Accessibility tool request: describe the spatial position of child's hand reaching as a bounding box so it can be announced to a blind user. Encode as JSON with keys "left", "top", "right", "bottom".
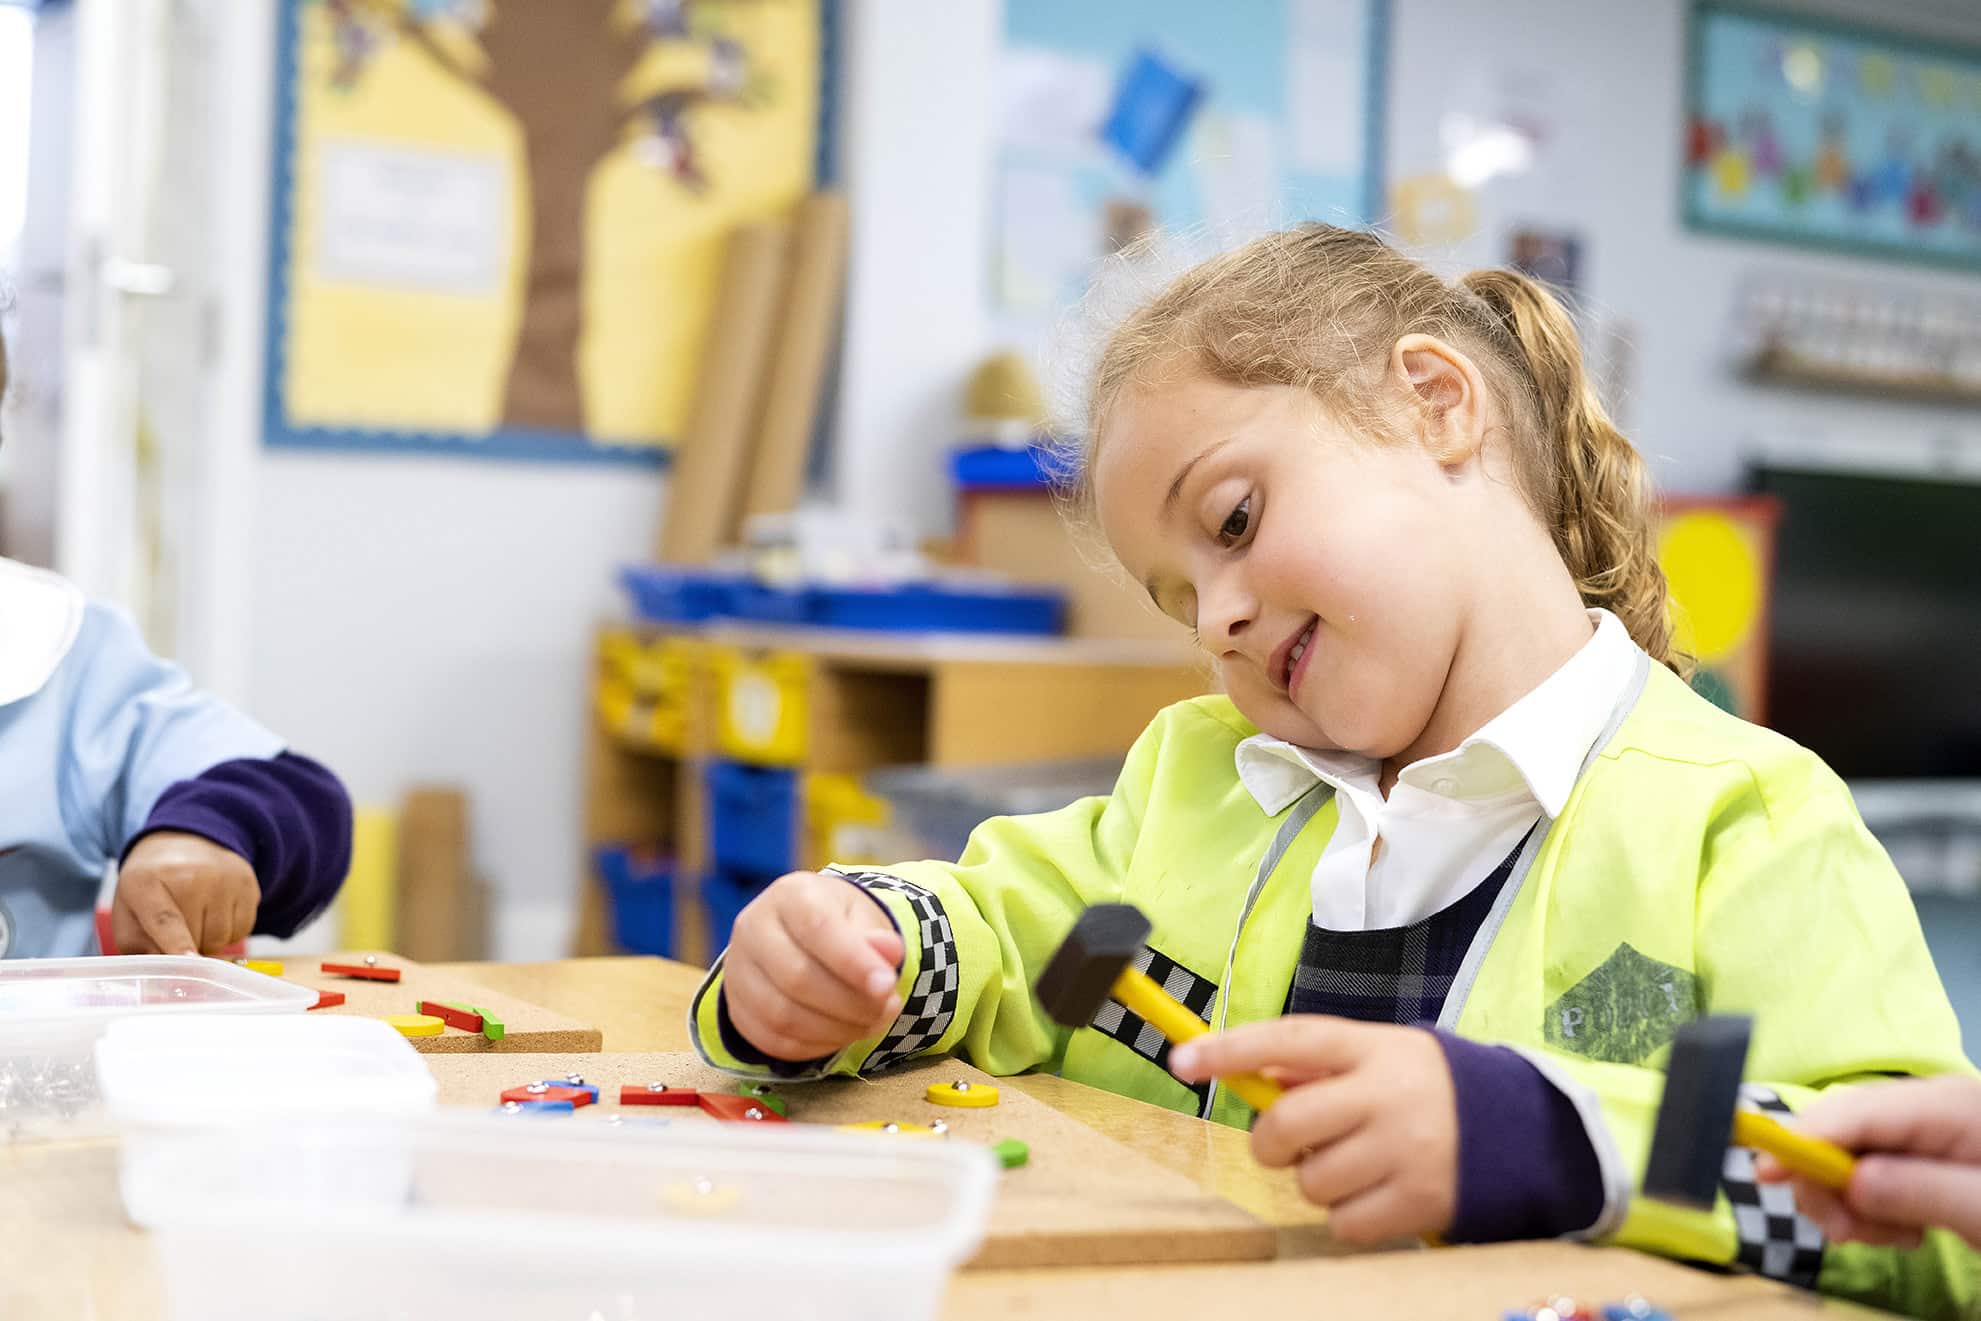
{"left": 1756, "top": 1076, "right": 1981, "bottom": 1251}
{"left": 1170, "top": 1017, "right": 1458, "bottom": 1244}
{"left": 112, "top": 831, "right": 259, "bottom": 955}
{"left": 722, "top": 871, "right": 906, "bottom": 1063}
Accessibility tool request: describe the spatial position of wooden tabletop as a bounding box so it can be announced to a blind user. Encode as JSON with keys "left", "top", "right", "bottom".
{"left": 0, "top": 957, "right": 1876, "bottom": 1319}
{"left": 433, "top": 957, "right": 1878, "bottom": 1318}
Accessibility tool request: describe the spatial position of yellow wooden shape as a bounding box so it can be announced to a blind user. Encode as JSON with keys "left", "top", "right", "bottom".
{"left": 239, "top": 959, "right": 284, "bottom": 977}
{"left": 386, "top": 1013, "right": 445, "bottom": 1039}
{"left": 925, "top": 1080, "right": 1000, "bottom": 1109}
{"left": 836, "top": 1121, "right": 941, "bottom": 1138}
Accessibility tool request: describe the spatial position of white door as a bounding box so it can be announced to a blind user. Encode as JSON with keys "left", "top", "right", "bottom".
{"left": 56, "top": 0, "right": 267, "bottom": 699}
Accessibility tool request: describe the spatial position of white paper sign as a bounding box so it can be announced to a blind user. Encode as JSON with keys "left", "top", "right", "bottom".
{"left": 313, "top": 141, "right": 508, "bottom": 297}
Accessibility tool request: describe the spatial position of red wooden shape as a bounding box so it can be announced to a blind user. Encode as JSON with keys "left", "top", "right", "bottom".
{"left": 501, "top": 1085, "right": 592, "bottom": 1107}
{"left": 696, "top": 1092, "right": 789, "bottom": 1124}
{"left": 321, "top": 961, "right": 401, "bottom": 982}
{"left": 309, "top": 990, "right": 346, "bottom": 1011}
{"left": 620, "top": 1083, "right": 700, "bottom": 1107}
{"left": 416, "top": 1000, "right": 484, "bottom": 1032}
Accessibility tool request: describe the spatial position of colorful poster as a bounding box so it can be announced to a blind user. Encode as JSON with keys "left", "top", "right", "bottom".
{"left": 1684, "top": 3, "right": 1981, "bottom": 270}
{"left": 266, "top": 0, "right": 827, "bottom": 463}
{"left": 993, "top": 0, "right": 1386, "bottom": 337}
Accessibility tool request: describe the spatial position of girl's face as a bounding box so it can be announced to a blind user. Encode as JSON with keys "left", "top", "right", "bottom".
{"left": 1095, "top": 372, "right": 1478, "bottom": 758}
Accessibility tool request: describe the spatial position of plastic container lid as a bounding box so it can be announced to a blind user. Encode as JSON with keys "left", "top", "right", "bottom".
{"left": 0, "top": 955, "right": 317, "bottom": 1029}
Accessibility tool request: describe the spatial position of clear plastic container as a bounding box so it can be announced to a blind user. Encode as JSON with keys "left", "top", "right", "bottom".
{"left": 145, "top": 1112, "right": 997, "bottom": 1321}
{"left": 0, "top": 955, "right": 314, "bottom": 1139}
{"left": 96, "top": 1015, "right": 439, "bottom": 1226}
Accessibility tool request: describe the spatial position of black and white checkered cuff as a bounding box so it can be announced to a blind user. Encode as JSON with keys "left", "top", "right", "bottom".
{"left": 828, "top": 869, "right": 960, "bottom": 1073}
{"left": 1089, "top": 945, "right": 1218, "bottom": 1105}
{"left": 1723, "top": 1085, "right": 1826, "bottom": 1289}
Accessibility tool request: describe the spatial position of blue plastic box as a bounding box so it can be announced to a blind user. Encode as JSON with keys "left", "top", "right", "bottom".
{"left": 594, "top": 846, "right": 674, "bottom": 957}
{"left": 702, "top": 870, "right": 771, "bottom": 954}
{"left": 812, "top": 583, "right": 1064, "bottom": 635}
{"left": 618, "top": 566, "right": 744, "bottom": 624}
{"left": 950, "top": 444, "right": 1057, "bottom": 491}
{"left": 706, "top": 761, "right": 800, "bottom": 880}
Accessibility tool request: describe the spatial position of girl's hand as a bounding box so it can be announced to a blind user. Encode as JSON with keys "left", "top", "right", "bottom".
{"left": 1170, "top": 1016, "right": 1458, "bottom": 1244}
{"left": 112, "top": 831, "right": 259, "bottom": 955}
{"left": 722, "top": 871, "right": 906, "bottom": 1063}
{"left": 1756, "top": 1076, "right": 1981, "bottom": 1251}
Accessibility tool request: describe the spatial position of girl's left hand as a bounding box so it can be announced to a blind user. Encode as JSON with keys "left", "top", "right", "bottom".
{"left": 1170, "top": 1016, "right": 1458, "bottom": 1244}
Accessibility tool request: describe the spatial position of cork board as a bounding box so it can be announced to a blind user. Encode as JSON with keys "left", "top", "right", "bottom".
{"left": 422, "top": 1051, "right": 1274, "bottom": 1270}
{"left": 276, "top": 952, "right": 603, "bottom": 1055}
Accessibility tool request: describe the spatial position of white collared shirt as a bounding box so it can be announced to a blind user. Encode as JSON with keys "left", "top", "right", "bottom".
{"left": 1233, "top": 609, "right": 1643, "bottom": 932}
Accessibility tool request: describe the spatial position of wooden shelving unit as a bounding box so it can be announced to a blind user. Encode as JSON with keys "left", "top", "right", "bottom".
{"left": 576, "top": 621, "right": 1208, "bottom": 965}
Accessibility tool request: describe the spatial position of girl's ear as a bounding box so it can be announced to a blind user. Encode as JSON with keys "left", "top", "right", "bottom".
{"left": 1391, "top": 333, "right": 1489, "bottom": 468}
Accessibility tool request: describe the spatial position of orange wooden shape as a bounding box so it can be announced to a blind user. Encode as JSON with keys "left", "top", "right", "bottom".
{"left": 501, "top": 1085, "right": 592, "bottom": 1107}
{"left": 696, "top": 1092, "right": 789, "bottom": 1124}
{"left": 620, "top": 1083, "right": 700, "bottom": 1107}
{"left": 417, "top": 1000, "right": 484, "bottom": 1032}
{"left": 309, "top": 990, "right": 346, "bottom": 1011}
{"left": 321, "top": 961, "right": 401, "bottom": 983}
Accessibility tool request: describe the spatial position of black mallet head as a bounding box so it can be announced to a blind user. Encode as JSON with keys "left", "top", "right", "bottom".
{"left": 1644, "top": 1014, "right": 1754, "bottom": 1208}
{"left": 1035, "top": 903, "right": 1152, "bottom": 1027}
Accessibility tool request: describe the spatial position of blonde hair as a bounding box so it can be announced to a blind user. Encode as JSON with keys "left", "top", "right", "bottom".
{"left": 1081, "top": 223, "right": 1683, "bottom": 673}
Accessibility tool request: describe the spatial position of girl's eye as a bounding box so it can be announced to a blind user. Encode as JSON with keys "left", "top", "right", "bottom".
{"left": 1217, "top": 496, "right": 1252, "bottom": 546}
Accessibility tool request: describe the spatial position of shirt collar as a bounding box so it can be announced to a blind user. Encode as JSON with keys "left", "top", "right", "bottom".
{"left": 1233, "top": 609, "right": 1643, "bottom": 818}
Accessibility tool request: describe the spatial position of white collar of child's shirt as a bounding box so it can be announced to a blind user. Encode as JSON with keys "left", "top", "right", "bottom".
{"left": 0, "top": 556, "right": 86, "bottom": 708}
{"left": 1233, "top": 609, "right": 1643, "bottom": 820}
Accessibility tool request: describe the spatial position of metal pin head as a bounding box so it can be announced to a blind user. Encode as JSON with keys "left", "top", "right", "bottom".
{"left": 930, "top": 1119, "right": 949, "bottom": 1135}
{"left": 648, "top": 1082, "right": 669, "bottom": 1093}
{"left": 564, "top": 1074, "right": 585, "bottom": 1086}
{"left": 745, "top": 1107, "right": 765, "bottom": 1121}
{"left": 952, "top": 1080, "right": 971, "bottom": 1093}
{"left": 525, "top": 1082, "right": 550, "bottom": 1095}
{"left": 693, "top": 1176, "right": 715, "bottom": 1196}
{"left": 363, "top": 954, "right": 378, "bottom": 967}
{"left": 882, "top": 1123, "right": 900, "bottom": 1134}
{"left": 500, "top": 1101, "right": 523, "bottom": 1114}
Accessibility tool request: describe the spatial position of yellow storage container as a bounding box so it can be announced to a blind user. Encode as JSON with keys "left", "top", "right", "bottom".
{"left": 803, "top": 773, "right": 891, "bottom": 869}
{"left": 712, "top": 648, "right": 810, "bottom": 766}
{"left": 595, "top": 631, "right": 697, "bottom": 753}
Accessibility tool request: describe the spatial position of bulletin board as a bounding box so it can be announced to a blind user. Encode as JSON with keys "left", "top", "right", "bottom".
{"left": 1683, "top": 2, "right": 1981, "bottom": 271}
{"left": 263, "top": 0, "right": 834, "bottom": 465}
{"left": 1659, "top": 496, "right": 1781, "bottom": 724}
{"left": 993, "top": 0, "right": 1387, "bottom": 331}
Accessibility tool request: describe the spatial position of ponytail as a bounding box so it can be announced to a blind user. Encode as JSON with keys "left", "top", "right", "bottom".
{"left": 1459, "top": 270, "right": 1685, "bottom": 675}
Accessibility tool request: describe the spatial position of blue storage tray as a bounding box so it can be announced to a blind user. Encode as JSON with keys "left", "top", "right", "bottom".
{"left": 706, "top": 761, "right": 799, "bottom": 880}
{"left": 702, "top": 871, "right": 771, "bottom": 954}
{"left": 950, "top": 444, "right": 1057, "bottom": 491}
{"left": 812, "top": 583, "right": 1064, "bottom": 635}
{"left": 728, "top": 581, "right": 819, "bottom": 626}
{"left": 619, "top": 566, "right": 745, "bottom": 624}
{"left": 594, "top": 846, "right": 674, "bottom": 957}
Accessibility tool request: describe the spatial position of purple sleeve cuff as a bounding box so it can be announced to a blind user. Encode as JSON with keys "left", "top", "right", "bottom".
{"left": 1435, "top": 1029, "right": 1605, "bottom": 1242}
{"left": 716, "top": 873, "right": 903, "bottom": 1071}
{"left": 128, "top": 752, "right": 353, "bottom": 939}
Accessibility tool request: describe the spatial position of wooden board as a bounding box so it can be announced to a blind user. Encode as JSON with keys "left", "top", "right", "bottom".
{"left": 280, "top": 952, "right": 602, "bottom": 1055}
{"left": 422, "top": 1051, "right": 1274, "bottom": 1270}
{"left": 943, "top": 1240, "right": 1884, "bottom": 1319}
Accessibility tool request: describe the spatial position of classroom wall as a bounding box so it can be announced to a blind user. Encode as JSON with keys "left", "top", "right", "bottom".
{"left": 832, "top": 0, "right": 1981, "bottom": 542}
{"left": 1379, "top": 0, "right": 1981, "bottom": 493}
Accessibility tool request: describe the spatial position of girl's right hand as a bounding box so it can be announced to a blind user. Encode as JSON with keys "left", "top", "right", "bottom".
{"left": 721, "top": 871, "right": 906, "bottom": 1063}
{"left": 1756, "top": 1075, "right": 1981, "bottom": 1251}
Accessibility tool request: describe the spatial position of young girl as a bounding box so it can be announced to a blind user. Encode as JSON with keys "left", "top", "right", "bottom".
{"left": 691, "top": 225, "right": 1975, "bottom": 1315}
{"left": 0, "top": 322, "right": 353, "bottom": 958}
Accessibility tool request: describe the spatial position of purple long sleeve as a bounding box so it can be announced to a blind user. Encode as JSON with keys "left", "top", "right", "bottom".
{"left": 126, "top": 752, "right": 353, "bottom": 938}
{"left": 1434, "top": 1029, "right": 1606, "bottom": 1242}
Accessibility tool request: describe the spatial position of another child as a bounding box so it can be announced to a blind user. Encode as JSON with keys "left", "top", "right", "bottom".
{"left": 691, "top": 226, "right": 1974, "bottom": 1315}
{"left": 0, "top": 322, "right": 352, "bottom": 958}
